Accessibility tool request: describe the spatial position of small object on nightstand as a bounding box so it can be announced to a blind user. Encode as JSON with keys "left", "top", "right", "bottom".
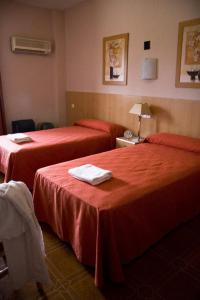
{"left": 116, "top": 136, "right": 143, "bottom": 148}
{"left": 124, "top": 129, "right": 134, "bottom": 139}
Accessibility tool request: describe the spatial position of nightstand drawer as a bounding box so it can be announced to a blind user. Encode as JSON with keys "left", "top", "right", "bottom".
{"left": 116, "top": 139, "right": 132, "bottom": 148}
{"left": 116, "top": 137, "right": 139, "bottom": 148}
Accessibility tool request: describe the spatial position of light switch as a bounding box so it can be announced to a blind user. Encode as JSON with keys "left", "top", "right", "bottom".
{"left": 144, "top": 41, "right": 150, "bottom": 50}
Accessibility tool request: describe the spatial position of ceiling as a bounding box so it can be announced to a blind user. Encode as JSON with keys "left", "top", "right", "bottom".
{"left": 14, "top": 0, "right": 85, "bottom": 10}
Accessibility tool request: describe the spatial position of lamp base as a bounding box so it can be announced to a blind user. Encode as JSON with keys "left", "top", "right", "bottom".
{"left": 135, "top": 136, "right": 144, "bottom": 143}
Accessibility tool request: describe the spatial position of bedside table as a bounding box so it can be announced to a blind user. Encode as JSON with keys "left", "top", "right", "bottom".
{"left": 116, "top": 137, "right": 141, "bottom": 148}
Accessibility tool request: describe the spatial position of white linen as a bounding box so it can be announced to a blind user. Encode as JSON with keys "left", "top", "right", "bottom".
{"left": 7, "top": 133, "right": 32, "bottom": 143}
{"left": 0, "top": 181, "right": 50, "bottom": 291}
{"left": 68, "top": 164, "right": 112, "bottom": 185}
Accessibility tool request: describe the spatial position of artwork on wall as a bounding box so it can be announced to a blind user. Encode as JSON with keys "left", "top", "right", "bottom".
{"left": 103, "top": 33, "right": 129, "bottom": 85}
{"left": 175, "top": 18, "right": 200, "bottom": 88}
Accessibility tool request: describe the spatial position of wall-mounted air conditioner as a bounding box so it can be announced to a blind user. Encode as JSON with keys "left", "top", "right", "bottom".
{"left": 10, "top": 36, "right": 52, "bottom": 55}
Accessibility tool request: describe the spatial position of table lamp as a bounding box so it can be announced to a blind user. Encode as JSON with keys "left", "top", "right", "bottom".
{"left": 129, "top": 103, "right": 152, "bottom": 141}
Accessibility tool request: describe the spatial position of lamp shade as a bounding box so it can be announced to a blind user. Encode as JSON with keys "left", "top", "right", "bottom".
{"left": 129, "top": 103, "right": 151, "bottom": 118}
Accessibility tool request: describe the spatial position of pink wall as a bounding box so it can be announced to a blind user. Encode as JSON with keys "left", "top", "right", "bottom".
{"left": 0, "top": 1, "right": 66, "bottom": 132}
{"left": 0, "top": 0, "right": 199, "bottom": 133}
{"left": 65, "top": 0, "right": 200, "bottom": 101}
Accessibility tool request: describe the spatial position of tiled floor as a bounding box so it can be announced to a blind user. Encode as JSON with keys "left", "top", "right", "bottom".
{"left": 1, "top": 216, "right": 200, "bottom": 300}
{"left": 0, "top": 224, "right": 104, "bottom": 300}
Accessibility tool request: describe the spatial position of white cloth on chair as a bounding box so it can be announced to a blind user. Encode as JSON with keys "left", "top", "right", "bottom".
{"left": 0, "top": 181, "right": 50, "bottom": 290}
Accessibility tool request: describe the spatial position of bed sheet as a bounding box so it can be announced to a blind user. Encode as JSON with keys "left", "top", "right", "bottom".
{"left": 33, "top": 142, "right": 200, "bottom": 286}
{"left": 0, "top": 126, "right": 112, "bottom": 189}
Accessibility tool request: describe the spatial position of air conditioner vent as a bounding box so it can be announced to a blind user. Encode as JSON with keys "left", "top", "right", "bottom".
{"left": 11, "top": 36, "right": 52, "bottom": 55}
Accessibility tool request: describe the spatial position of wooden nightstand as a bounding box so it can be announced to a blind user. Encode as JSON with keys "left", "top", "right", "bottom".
{"left": 116, "top": 137, "right": 141, "bottom": 148}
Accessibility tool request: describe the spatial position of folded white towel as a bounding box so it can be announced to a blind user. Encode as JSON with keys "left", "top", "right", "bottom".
{"left": 7, "top": 133, "right": 32, "bottom": 144}
{"left": 68, "top": 164, "right": 112, "bottom": 185}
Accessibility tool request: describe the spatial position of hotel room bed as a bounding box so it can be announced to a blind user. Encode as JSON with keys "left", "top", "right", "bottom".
{"left": 0, "top": 119, "right": 124, "bottom": 189}
{"left": 33, "top": 133, "right": 200, "bottom": 287}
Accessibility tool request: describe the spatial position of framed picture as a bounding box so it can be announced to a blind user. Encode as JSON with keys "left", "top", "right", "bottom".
{"left": 103, "top": 33, "right": 129, "bottom": 85}
{"left": 175, "top": 18, "right": 200, "bottom": 88}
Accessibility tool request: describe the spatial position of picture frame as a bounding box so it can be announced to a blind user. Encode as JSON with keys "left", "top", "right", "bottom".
{"left": 103, "top": 33, "right": 129, "bottom": 85}
{"left": 175, "top": 18, "right": 200, "bottom": 88}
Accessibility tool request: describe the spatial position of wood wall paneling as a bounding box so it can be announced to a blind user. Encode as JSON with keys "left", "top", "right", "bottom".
{"left": 66, "top": 91, "right": 200, "bottom": 138}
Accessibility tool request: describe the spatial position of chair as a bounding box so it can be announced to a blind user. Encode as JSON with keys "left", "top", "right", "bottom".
{"left": 37, "top": 122, "right": 54, "bottom": 130}
{"left": 12, "top": 119, "right": 35, "bottom": 133}
{"left": 0, "top": 242, "right": 44, "bottom": 297}
{"left": 0, "top": 242, "right": 8, "bottom": 278}
{"left": 0, "top": 181, "right": 49, "bottom": 297}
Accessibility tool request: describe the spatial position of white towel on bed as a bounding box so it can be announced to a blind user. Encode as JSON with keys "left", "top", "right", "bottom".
{"left": 68, "top": 164, "right": 112, "bottom": 185}
{"left": 7, "top": 133, "right": 32, "bottom": 144}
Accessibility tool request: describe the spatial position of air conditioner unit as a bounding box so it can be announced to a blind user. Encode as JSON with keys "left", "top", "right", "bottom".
{"left": 10, "top": 36, "right": 52, "bottom": 55}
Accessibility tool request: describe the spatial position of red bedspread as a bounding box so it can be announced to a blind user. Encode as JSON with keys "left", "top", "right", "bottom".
{"left": 33, "top": 137, "right": 200, "bottom": 286}
{"left": 0, "top": 126, "right": 113, "bottom": 189}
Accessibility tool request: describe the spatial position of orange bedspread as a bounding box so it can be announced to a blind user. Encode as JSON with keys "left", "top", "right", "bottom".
{"left": 0, "top": 126, "right": 113, "bottom": 189}
{"left": 33, "top": 138, "right": 200, "bottom": 286}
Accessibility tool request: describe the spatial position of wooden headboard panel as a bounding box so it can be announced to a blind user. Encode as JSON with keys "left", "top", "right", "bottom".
{"left": 66, "top": 91, "right": 200, "bottom": 138}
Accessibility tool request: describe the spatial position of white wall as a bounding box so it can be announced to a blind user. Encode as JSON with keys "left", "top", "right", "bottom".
{"left": 65, "top": 0, "right": 200, "bottom": 100}
{"left": 0, "top": 1, "right": 66, "bottom": 132}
